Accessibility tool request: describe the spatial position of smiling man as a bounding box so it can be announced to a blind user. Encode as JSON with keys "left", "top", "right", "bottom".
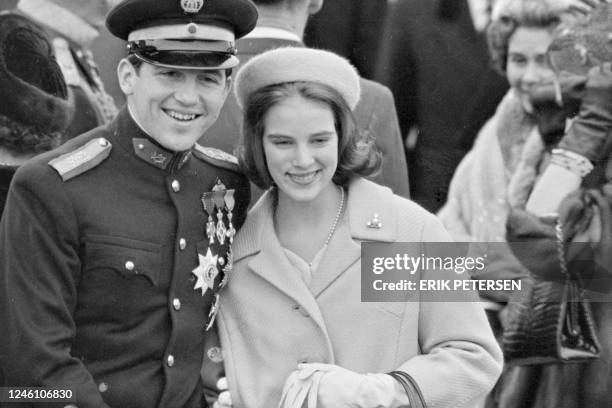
{"left": 0, "top": 0, "right": 256, "bottom": 407}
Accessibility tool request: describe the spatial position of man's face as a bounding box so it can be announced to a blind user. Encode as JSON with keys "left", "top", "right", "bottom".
{"left": 119, "top": 61, "right": 230, "bottom": 151}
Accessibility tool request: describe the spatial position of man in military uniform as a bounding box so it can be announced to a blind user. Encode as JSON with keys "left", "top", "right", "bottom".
{"left": 14, "top": 0, "right": 119, "bottom": 140}
{"left": 0, "top": 0, "right": 257, "bottom": 407}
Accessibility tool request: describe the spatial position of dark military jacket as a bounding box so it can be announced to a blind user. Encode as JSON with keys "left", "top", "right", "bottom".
{"left": 0, "top": 107, "right": 249, "bottom": 408}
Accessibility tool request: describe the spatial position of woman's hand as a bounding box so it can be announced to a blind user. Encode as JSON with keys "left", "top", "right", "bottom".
{"left": 279, "top": 363, "right": 404, "bottom": 408}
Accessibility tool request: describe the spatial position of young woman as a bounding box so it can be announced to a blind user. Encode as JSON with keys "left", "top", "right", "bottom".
{"left": 216, "top": 47, "right": 502, "bottom": 408}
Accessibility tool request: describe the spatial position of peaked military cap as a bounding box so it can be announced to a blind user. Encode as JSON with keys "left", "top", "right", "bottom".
{"left": 106, "top": 0, "right": 258, "bottom": 70}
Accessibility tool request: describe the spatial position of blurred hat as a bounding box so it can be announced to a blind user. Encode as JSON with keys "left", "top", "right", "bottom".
{"left": 548, "top": 4, "right": 612, "bottom": 75}
{"left": 106, "top": 0, "right": 258, "bottom": 70}
{"left": 234, "top": 47, "right": 361, "bottom": 110}
{"left": 0, "top": 12, "right": 73, "bottom": 134}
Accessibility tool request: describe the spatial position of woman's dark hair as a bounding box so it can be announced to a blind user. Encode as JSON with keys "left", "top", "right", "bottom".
{"left": 487, "top": 0, "right": 561, "bottom": 74}
{"left": 237, "top": 81, "right": 381, "bottom": 190}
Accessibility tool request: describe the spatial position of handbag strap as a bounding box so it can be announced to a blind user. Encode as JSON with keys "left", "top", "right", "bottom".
{"left": 387, "top": 371, "right": 427, "bottom": 408}
{"left": 556, "top": 220, "right": 588, "bottom": 340}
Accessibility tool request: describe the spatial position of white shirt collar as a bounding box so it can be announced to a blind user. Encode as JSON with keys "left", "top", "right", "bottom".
{"left": 243, "top": 26, "right": 301, "bottom": 42}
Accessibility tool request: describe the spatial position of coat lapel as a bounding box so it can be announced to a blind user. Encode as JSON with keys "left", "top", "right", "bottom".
{"left": 309, "top": 178, "right": 399, "bottom": 297}
{"left": 232, "top": 191, "right": 330, "bottom": 334}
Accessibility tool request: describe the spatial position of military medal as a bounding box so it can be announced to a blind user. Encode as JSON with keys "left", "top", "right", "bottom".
{"left": 192, "top": 248, "right": 219, "bottom": 296}
{"left": 224, "top": 189, "right": 236, "bottom": 244}
{"left": 212, "top": 179, "right": 227, "bottom": 245}
{"left": 202, "top": 193, "right": 216, "bottom": 244}
{"left": 196, "top": 178, "right": 236, "bottom": 330}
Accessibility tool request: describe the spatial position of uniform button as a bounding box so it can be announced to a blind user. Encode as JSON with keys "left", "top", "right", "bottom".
{"left": 167, "top": 355, "right": 175, "bottom": 367}
{"left": 125, "top": 261, "right": 135, "bottom": 271}
{"left": 172, "top": 298, "right": 181, "bottom": 311}
{"left": 138, "top": 143, "right": 144, "bottom": 150}
{"left": 171, "top": 180, "right": 180, "bottom": 192}
{"left": 98, "top": 382, "right": 108, "bottom": 393}
{"left": 179, "top": 238, "right": 187, "bottom": 250}
{"left": 98, "top": 138, "right": 108, "bottom": 147}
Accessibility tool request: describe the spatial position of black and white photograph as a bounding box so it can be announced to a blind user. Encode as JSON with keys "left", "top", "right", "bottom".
{"left": 0, "top": 0, "right": 611, "bottom": 407}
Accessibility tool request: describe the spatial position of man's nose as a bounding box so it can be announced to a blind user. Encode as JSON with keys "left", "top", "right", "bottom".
{"left": 173, "top": 79, "right": 199, "bottom": 105}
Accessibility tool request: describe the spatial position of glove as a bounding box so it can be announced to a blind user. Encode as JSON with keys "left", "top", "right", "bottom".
{"left": 279, "top": 363, "right": 404, "bottom": 408}
{"left": 529, "top": 73, "right": 586, "bottom": 146}
{"left": 558, "top": 63, "right": 612, "bottom": 162}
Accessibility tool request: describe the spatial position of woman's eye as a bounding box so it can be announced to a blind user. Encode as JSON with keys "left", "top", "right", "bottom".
{"left": 509, "top": 55, "right": 526, "bottom": 65}
{"left": 274, "top": 140, "right": 292, "bottom": 146}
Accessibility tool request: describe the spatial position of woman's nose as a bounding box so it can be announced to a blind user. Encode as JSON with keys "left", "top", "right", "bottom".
{"left": 292, "top": 145, "right": 315, "bottom": 167}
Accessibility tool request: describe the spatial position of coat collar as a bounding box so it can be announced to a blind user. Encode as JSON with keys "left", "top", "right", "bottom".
{"left": 232, "top": 178, "right": 399, "bottom": 297}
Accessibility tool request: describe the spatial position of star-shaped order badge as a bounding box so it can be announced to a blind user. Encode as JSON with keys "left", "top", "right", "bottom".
{"left": 192, "top": 247, "right": 219, "bottom": 296}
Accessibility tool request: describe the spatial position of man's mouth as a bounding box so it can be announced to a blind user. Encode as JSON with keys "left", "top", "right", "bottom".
{"left": 163, "top": 109, "right": 202, "bottom": 122}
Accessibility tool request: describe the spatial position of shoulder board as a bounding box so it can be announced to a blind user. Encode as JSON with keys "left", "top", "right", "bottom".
{"left": 49, "top": 138, "right": 112, "bottom": 181}
{"left": 52, "top": 38, "right": 81, "bottom": 87}
{"left": 193, "top": 144, "right": 241, "bottom": 172}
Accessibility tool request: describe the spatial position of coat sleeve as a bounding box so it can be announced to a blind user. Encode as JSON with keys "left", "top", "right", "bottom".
{"left": 396, "top": 213, "right": 503, "bottom": 407}
{"left": 0, "top": 164, "right": 111, "bottom": 408}
{"left": 359, "top": 83, "right": 410, "bottom": 199}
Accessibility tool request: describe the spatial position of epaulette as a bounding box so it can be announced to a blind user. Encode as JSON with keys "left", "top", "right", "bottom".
{"left": 193, "top": 144, "right": 241, "bottom": 173}
{"left": 52, "top": 38, "right": 81, "bottom": 87}
{"left": 49, "top": 138, "right": 112, "bottom": 181}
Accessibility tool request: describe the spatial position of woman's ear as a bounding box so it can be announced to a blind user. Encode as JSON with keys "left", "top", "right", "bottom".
{"left": 117, "top": 58, "right": 136, "bottom": 96}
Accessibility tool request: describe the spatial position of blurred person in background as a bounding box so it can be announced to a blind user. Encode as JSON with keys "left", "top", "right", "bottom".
{"left": 203, "top": 0, "right": 410, "bottom": 200}
{"left": 303, "top": 0, "right": 388, "bottom": 79}
{"left": 501, "top": 3, "right": 612, "bottom": 407}
{"left": 13, "top": 0, "right": 118, "bottom": 140}
{"left": 0, "top": 12, "right": 72, "bottom": 215}
{"left": 438, "top": 0, "right": 568, "bottom": 310}
{"left": 438, "top": 0, "right": 604, "bottom": 311}
{"left": 376, "top": 0, "right": 509, "bottom": 211}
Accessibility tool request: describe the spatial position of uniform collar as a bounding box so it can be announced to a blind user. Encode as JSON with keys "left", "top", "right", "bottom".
{"left": 110, "top": 106, "right": 192, "bottom": 171}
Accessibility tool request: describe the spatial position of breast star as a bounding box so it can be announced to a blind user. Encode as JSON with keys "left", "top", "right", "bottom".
{"left": 192, "top": 248, "right": 219, "bottom": 296}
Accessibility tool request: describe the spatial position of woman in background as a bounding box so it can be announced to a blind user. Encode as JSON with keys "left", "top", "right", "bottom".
{"left": 438, "top": 0, "right": 601, "bottom": 334}
{"left": 501, "top": 3, "right": 612, "bottom": 406}
{"left": 216, "top": 46, "right": 502, "bottom": 408}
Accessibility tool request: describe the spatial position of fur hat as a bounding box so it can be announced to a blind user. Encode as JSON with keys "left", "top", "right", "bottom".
{"left": 234, "top": 47, "right": 361, "bottom": 110}
{"left": 0, "top": 12, "right": 73, "bottom": 134}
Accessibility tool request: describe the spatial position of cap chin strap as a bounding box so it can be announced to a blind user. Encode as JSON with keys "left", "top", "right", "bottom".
{"left": 130, "top": 52, "right": 239, "bottom": 70}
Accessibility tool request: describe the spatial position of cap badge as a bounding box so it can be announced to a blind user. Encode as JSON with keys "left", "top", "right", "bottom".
{"left": 181, "top": 0, "right": 204, "bottom": 14}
